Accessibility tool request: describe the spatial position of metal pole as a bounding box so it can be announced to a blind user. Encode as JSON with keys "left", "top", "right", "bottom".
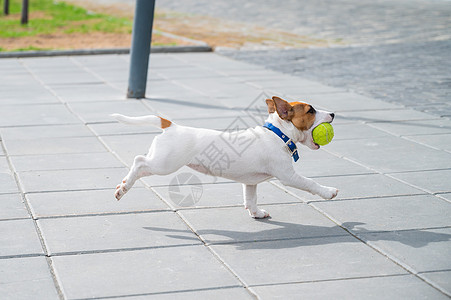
{"left": 127, "top": 0, "right": 155, "bottom": 99}
{"left": 4, "top": 0, "right": 9, "bottom": 15}
{"left": 21, "top": 0, "right": 28, "bottom": 24}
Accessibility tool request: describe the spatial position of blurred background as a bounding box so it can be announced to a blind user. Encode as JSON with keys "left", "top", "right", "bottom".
{"left": 1, "top": 0, "right": 450, "bottom": 115}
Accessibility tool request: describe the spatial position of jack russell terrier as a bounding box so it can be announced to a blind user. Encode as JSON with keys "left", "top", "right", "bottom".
{"left": 112, "top": 96, "right": 338, "bottom": 218}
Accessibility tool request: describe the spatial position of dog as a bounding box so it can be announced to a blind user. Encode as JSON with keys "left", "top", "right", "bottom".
{"left": 112, "top": 96, "right": 338, "bottom": 218}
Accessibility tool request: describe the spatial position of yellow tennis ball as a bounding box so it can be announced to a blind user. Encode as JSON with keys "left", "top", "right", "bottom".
{"left": 312, "top": 123, "right": 334, "bottom": 146}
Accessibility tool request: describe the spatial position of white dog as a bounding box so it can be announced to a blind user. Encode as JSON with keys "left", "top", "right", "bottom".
{"left": 112, "top": 96, "right": 338, "bottom": 218}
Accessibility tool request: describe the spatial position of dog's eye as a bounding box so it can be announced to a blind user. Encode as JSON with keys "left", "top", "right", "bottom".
{"left": 307, "top": 106, "right": 316, "bottom": 114}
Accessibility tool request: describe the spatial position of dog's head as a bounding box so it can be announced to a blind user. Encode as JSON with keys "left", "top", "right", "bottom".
{"left": 266, "top": 96, "right": 335, "bottom": 150}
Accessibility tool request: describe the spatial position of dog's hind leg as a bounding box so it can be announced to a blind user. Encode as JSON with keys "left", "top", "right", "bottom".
{"left": 115, "top": 149, "right": 189, "bottom": 201}
{"left": 243, "top": 184, "right": 270, "bottom": 219}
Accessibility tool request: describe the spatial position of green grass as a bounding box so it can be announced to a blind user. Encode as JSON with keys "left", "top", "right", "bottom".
{"left": 0, "top": 0, "right": 133, "bottom": 38}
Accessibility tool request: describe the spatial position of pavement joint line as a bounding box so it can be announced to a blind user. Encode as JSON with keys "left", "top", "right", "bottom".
{"left": 70, "top": 57, "right": 123, "bottom": 93}
{"left": 402, "top": 135, "right": 447, "bottom": 152}
{"left": 0, "top": 216, "right": 34, "bottom": 222}
{"left": 0, "top": 253, "right": 46, "bottom": 260}
{"left": 71, "top": 285, "right": 243, "bottom": 300}
{"left": 436, "top": 194, "right": 451, "bottom": 205}
{"left": 385, "top": 173, "right": 451, "bottom": 204}
{"left": 46, "top": 243, "right": 202, "bottom": 258}
{"left": 203, "top": 234, "right": 352, "bottom": 247}
{"left": 0, "top": 129, "right": 65, "bottom": 298}
{"left": 248, "top": 273, "right": 411, "bottom": 288}
{"left": 174, "top": 207, "right": 259, "bottom": 299}
{"left": 16, "top": 166, "right": 125, "bottom": 173}
{"left": 310, "top": 202, "right": 451, "bottom": 297}
{"left": 8, "top": 151, "right": 115, "bottom": 157}
{"left": 302, "top": 193, "right": 430, "bottom": 204}
{"left": 32, "top": 209, "right": 173, "bottom": 221}
{"left": 319, "top": 151, "right": 448, "bottom": 200}
{"left": 23, "top": 187, "right": 123, "bottom": 195}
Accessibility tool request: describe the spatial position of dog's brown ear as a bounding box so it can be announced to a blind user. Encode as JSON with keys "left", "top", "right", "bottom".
{"left": 272, "top": 96, "right": 294, "bottom": 120}
{"left": 265, "top": 98, "right": 276, "bottom": 114}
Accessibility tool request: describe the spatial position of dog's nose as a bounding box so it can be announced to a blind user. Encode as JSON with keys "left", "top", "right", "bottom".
{"left": 330, "top": 113, "right": 335, "bottom": 120}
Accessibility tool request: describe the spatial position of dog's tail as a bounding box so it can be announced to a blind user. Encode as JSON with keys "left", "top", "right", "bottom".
{"left": 111, "top": 114, "right": 173, "bottom": 129}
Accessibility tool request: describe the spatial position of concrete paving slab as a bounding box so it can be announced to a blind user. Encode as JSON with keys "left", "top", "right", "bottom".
{"left": 0, "top": 257, "right": 59, "bottom": 300}
{"left": 52, "top": 246, "right": 241, "bottom": 299}
{"left": 174, "top": 78, "right": 264, "bottom": 100}
{"left": 51, "top": 83, "right": 125, "bottom": 102}
{"left": 340, "top": 109, "right": 437, "bottom": 123}
{"left": 38, "top": 212, "right": 200, "bottom": 255}
{"left": 177, "top": 203, "right": 348, "bottom": 244}
{"left": 173, "top": 116, "right": 260, "bottom": 130}
{"left": 17, "top": 167, "right": 130, "bottom": 193}
{"left": 211, "top": 236, "right": 407, "bottom": 286}
{"left": 293, "top": 150, "right": 375, "bottom": 178}
{"left": 100, "top": 133, "right": 159, "bottom": 164}
{"left": 279, "top": 173, "right": 424, "bottom": 201}
{"left": 370, "top": 118, "right": 451, "bottom": 136}
{"left": 359, "top": 227, "right": 451, "bottom": 273}
{"left": 0, "top": 219, "right": 43, "bottom": 257}
{"left": 68, "top": 100, "right": 153, "bottom": 123}
{"left": 251, "top": 275, "right": 449, "bottom": 300}
{"left": 153, "top": 181, "right": 295, "bottom": 209}
{"left": 332, "top": 123, "right": 392, "bottom": 140}
{"left": 143, "top": 97, "right": 248, "bottom": 119}
{"left": 0, "top": 156, "right": 19, "bottom": 194}
{"left": 21, "top": 56, "right": 78, "bottom": 69}
{"left": 305, "top": 92, "right": 405, "bottom": 112}
{"left": 33, "top": 70, "right": 101, "bottom": 86}
{"left": 4, "top": 136, "right": 107, "bottom": 156}
{"left": 420, "top": 270, "right": 451, "bottom": 296}
{"left": 26, "top": 188, "right": 169, "bottom": 218}
{"left": 406, "top": 133, "right": 451, "bottom": 152}
{"left": 0, "top": 88, "right": 60, "bottom": 105}
{"left": 0, "top": 104, "right": 80, "bottom": 127}
{"left": 140, "top": 167, "right": 231, "bottom": 188}
{"left": 437, "top": 193, "right": 451, "bottom": 203}
{"left": 0, "top": 172, "right": 20, "bottom": 195}
{"left": 327, "top": 136, "right": 451, "bottom": 173}
{"left": 369, "top": 118, "right": 451, "bottom": 137}
{"left": 247, "top": 78, "right": 345, "bottom": 94}
{"left": 10, "top": 152, "right": 123, "bottom": 172}
{"left": 144, "top": 80, "right": 205, "bottom": 100}
{"left": 88, "top": 122, "right": 161, "bottom": 136}
{"left": 0, "top": 194, "right": 29, "bottom": 220}
{"left": 314, "top": 195, "right": 451, "bottom": 232}
{"left": 0, "top": 124, "right": 93, "bottom": 140}
{"left": 389, "top": 169, "right": 451, "bottom": 194}
{"left": 151, "top": 65, "right": 225, "bottom": 80}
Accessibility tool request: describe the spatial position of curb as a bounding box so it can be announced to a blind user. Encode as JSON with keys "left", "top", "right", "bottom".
{"left": 0, "top": 45, "right": 213, "bottom": 59}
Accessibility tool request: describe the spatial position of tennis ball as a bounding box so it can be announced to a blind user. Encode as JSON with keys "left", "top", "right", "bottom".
{"left": 312, "top": 123, "right": 334, "bottom": 146}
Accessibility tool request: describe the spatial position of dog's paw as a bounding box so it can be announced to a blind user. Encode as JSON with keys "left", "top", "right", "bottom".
{"left": 319, "top": 186, "right": 339, "bottom": 200}
{"left": 115, "top": 180, "right": 128, "bottom": 201}
{"left": 248, "top": 208, "right": 270, "bottom": 219}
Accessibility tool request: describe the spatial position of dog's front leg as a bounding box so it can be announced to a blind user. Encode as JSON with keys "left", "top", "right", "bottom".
{"left": 243, "top": 184, "right": 270, "bottom": 219}
{"left": 115, "top": 155, "right": 152, "bottom": 200}
{"left": 278, "top": 171, "right": 338, "bottom": 200}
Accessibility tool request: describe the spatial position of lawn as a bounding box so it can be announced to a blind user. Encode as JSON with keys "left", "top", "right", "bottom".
{"left": 0, "top": 0, "right": 183, "bottom": 51}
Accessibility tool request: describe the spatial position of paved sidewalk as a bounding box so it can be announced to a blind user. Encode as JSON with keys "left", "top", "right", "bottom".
{"left": 0, "top": 52, "right": 450, "bottom": 299}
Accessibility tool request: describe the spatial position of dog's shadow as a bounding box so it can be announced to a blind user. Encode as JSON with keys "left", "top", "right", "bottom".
{"left": 143, "top": 220, "right": 451, "bottom": 250}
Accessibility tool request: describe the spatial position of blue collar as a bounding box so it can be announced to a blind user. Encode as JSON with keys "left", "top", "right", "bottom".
{"left": 263, "top": 122, "right": 299, "bottom": 162}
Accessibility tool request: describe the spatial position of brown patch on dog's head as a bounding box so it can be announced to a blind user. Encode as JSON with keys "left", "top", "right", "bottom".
{"left": 289, "top": 101, "right": 316, "bottom": 131}
{"left": 266, "top": 96, "right": 316, "bottom": 131}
